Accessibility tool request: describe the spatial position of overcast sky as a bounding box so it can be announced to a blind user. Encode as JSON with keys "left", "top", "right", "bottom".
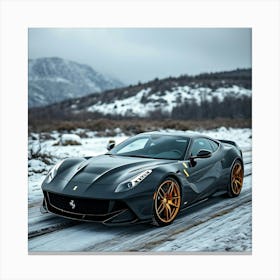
{"left": 29, "top": 28, "right": 251, "bottom": 85}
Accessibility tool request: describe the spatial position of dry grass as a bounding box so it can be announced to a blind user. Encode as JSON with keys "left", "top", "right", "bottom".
{"left": 29, "top": 118, "right": 251, "bottom": 135}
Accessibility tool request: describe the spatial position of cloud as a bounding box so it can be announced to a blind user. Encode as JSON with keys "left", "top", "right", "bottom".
{"left": 29, "top": 28, "right": 251, "bottom": 84}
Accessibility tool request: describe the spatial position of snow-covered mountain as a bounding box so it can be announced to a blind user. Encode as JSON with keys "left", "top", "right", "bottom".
{"left": 86, "top": 85, "right": 251, "bottom": 117}
{"left": 28, "top": 57, "right": 124, "bottom": 107}
{"left": 29, "top": 68, "right": 252, "bottom": 121}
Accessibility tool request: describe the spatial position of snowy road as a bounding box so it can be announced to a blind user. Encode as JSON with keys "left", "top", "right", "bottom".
{"left": 28, "top": 150, "right": 252, "bottom": 253}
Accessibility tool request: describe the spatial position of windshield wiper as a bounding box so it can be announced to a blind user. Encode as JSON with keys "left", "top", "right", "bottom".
{"left": 121, "top": 154, "right": 152, "bottom": 159}
{"left": 107, "top": 153, "right": 176, "bottom": 160}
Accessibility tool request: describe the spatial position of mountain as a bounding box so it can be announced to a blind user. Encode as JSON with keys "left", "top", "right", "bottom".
{"left": 29, "top": 68, "right": 252, "bottom": 122}
{"left": 28, "top": 57, "right": 124, "bottom": 107}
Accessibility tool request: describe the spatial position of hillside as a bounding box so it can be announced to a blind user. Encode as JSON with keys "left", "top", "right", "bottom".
{"left": 28, "top": 57, "right": 124, "bottom": 107}
{"left": 29, "top": 68, "right": 251, "bottom": 124}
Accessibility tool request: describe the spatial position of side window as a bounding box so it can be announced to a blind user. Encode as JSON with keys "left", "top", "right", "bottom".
{"left": 208, "top": 139, "right": 219, "bottom": 152}
{"left": 190, "top": 138, "right": 213, "bottom": 156}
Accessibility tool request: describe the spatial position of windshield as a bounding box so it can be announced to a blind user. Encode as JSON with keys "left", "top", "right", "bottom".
{"left": 109, "top": 134, "right": 190, "bottom": 160}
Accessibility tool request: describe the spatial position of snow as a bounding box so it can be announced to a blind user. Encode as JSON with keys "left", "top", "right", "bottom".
{"left": 153, "top": 202, "right": 252, "bottom": 252}
{"left": 87, "top": 88, "right": 151, "bottom": 117}
{"left": 158, "top": 127, "right": 252, "bottom": 151}
{"left": 196, "top": 127, "right": 252, "bottom": 150}
{"left": 28, "top": 159, "right": 48, "bottom": 173}
{"left": 28, "top": 133, "right": 127, "bottom": 203}
{"left": 28, "top": 127, "right": 252, "bottom": 252}
{"left": 169, "top": 170, "right": 251, "bottom": 253}
{"left": 28, "top": 127, "right": 251, "bottom": 204}
{"left": 28, "top": 223, "right": 122, "bottom": 252}
{"left": 28, "top": 173, "right": 252, "bottom": 252}
{"left": 87, "top": 85, "right": 251, "bottom": 117}
{"left": 28, "top": 57, "right": 124, "bottom": 107}
{"left": 60, "top": 134, "right": 82, "bottom": 145}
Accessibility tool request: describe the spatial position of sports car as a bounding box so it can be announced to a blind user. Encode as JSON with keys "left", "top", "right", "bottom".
{"left": 40, "top": 132, "right": 244, "bottom": 226}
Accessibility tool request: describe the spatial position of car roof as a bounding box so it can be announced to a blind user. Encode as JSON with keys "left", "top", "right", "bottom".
{"left": 138, "top": 131, "right": 211, "bottom": 139}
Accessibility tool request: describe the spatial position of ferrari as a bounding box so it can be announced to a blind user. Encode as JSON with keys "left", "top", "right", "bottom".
{"left": 40, "top": 132, "right": 244, "bottom": 226}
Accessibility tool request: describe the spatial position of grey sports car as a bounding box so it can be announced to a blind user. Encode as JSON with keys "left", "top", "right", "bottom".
{"left": 41, "top": 132, "right": 244, "bottom": 226}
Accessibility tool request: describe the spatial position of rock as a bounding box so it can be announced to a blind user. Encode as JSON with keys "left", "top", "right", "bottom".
{"left": 60, "top": 134, "right": 82, "bottom": 146}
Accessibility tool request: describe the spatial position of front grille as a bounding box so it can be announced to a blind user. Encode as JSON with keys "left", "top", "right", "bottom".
{"left": 46, "top": 191, "right": 110, "bottom": 215}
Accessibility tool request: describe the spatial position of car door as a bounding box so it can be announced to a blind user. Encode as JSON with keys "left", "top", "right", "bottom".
{"left": 185, "top": 137, "right": 223, "bottom": 201}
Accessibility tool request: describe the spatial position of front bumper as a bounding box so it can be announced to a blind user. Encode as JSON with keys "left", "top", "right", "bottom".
{"left": 41, "top": 191, "right": 148, "bottom": 225}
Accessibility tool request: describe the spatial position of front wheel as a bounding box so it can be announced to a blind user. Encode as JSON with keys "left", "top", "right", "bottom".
{"left": 153, "top": 178, "right": 181, "bottom": 226}
{"left": 227, "top": 160, "right": 244, "bottom": 197}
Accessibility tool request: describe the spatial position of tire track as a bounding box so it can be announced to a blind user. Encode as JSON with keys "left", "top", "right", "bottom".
{"left": 28, "top": 158, "right": 252, "bottom": 240}
{"left": 83, "top": 176, "right": 252, "bottom": 252}
{"left": 28, "top": 220, "right": 80, "bottom": 239}
{"left": 28, "top": 161, "right": 252, "bottom": 240}
{"left": 28, "top": 158, "right": 252, "bottom": 254}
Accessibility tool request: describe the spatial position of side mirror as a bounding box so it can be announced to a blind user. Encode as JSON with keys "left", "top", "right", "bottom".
{"left": 195, "top": 149, "right": 212, "bottom": 159}
{"left": 106, "top": 140, "right": 115, "bottom": 151}
{"left": 189, "top": 149, "right": 211, "bottom": 167}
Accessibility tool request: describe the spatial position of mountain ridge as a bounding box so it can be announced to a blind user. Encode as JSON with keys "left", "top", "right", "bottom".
{"left": 29, "top": 68, "right": 252, "bottom": 122}
{"left": 28, "top": 57, "right": 124, "bottom": 107}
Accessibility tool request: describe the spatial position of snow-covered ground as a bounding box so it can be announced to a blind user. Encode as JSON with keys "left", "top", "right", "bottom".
{"left": 87, "top": 85, "right": 251, "bottom": 117}
{"left": 154, "top": 201, "right": 252, "bottom": 252}
{"left": 28, "top": 127, "right": 252, "bottom": 252}
{"left": 28, "top": 127, "right": 251, "bottom": 204}
{"left": 28, "top": 132, "right": 127, "bottom": 203}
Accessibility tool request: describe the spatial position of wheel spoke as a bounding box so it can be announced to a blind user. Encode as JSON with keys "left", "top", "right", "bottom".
{"left": 158, "top": 188, "right": 165, "bottom": 198}
{"left": 165, "top": 207, "right": 169, "bottom": 220}
{"left": 235, "top": 182, "right": 241, "bottom": 192}
{"left": 235, "top": 182, "right": 239, "bottom": 192}
{"left": 168, "top": 182, "right": 174, "bottom": 195}
{"left": 166, "top": 204, "right": 172, "bottom": 218}
{"left": 235, "top": 179, "right": 242, "bottom": 186}
{"left": 236, "top": 165, "right": 241, "bottom": 174}
{"left": 168, "top": 201, "right": 179, "bottom": 208}
{"left": 157, "top": 202, "right": 165, "bottom": 214}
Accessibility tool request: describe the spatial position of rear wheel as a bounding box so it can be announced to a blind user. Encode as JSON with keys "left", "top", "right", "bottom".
{"left": 227, "top": 160, "right": 244, "bottom": 197}
{"left": 153, "top": 178, "right": 181, "bottom": 226}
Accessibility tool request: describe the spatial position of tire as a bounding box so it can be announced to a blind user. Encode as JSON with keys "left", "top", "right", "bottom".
{"left": 152, "top": 177, "right": 181, "bottom": 226}
{"left": 227, "top": 160, "right": 244, "bottom": 197}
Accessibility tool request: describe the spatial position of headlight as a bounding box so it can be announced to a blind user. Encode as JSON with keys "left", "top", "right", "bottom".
{"left": 45, "top": 160, "right": 64, "bottom": 183}
{"left": 115, "top": 170, "right": 152, "bottom": 193}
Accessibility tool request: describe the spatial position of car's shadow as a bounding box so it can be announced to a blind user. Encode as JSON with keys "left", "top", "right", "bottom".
{"left": 32, "top": 192, "right": 245, "bottom": 239}
{"left": 74, "top": 194, "right": 234, "bottom": 234}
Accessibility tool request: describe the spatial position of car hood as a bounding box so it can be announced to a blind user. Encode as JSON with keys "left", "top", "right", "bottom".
{"left": 48, "top": 154, "right": 174, "bottom": 196}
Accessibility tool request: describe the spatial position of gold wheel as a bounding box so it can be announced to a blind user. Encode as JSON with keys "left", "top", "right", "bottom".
{"left": 231, "top": 161, "right": 244, "bottom": 195}
{"left": 154, "top": 179, "right": 181, "bottom": 225}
